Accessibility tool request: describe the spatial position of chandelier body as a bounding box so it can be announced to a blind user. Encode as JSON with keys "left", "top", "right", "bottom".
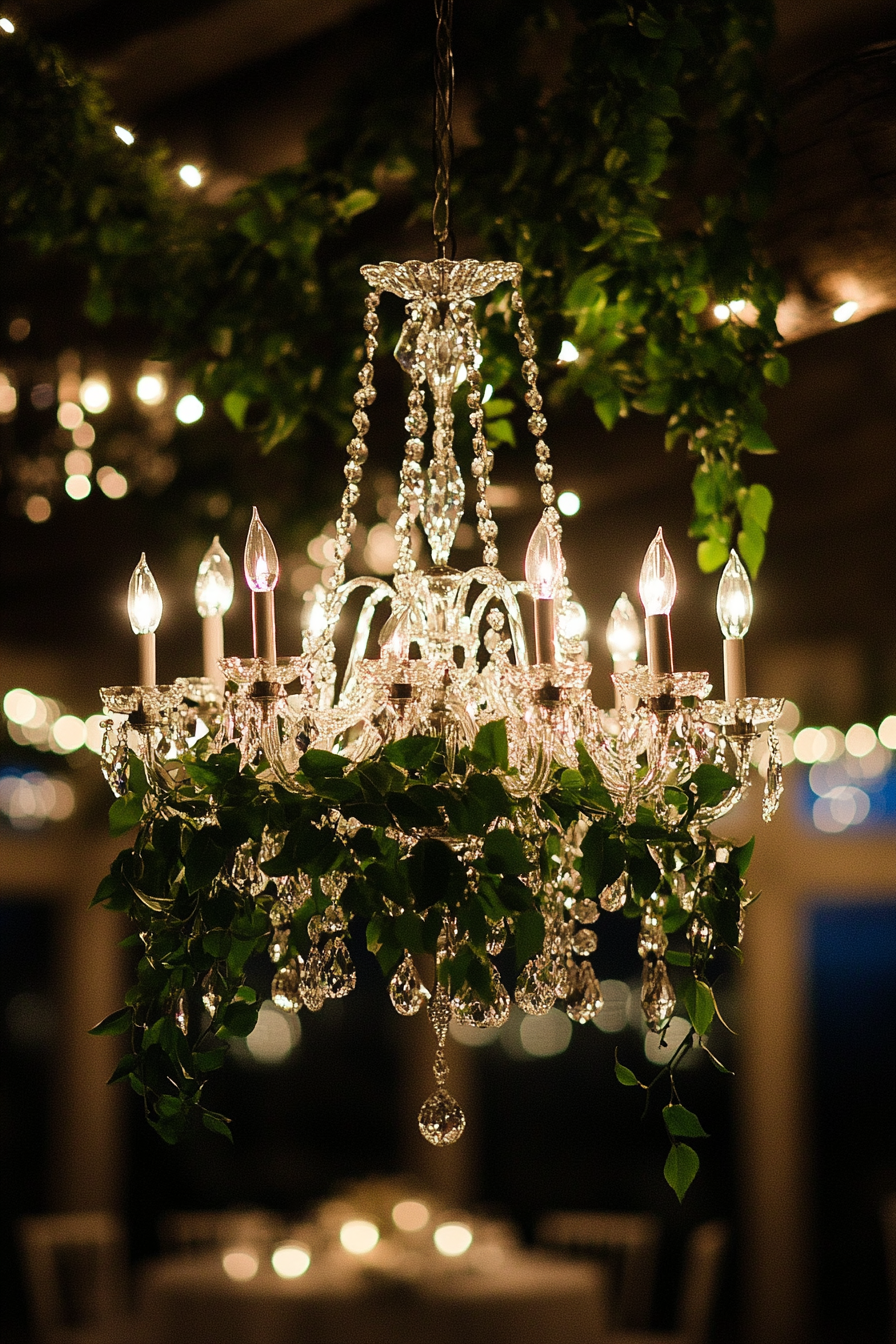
{"left": 97, "top": 259, "right": 783, "bottom": 1152}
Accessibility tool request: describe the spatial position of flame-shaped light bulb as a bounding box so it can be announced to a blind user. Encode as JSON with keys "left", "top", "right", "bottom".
{"left": 606, "top": 593, "right": 640, "bottom": 663}
{"left": 716, "top": 550, "right": 753, "bottom": 639}
{"left": 379, "top": 605, "right": 412, "bottom": 662}
{"left": 195, "top": 537, "right": 234, "bottom": 618}
{"left": 525, "top": 518, "right": 564, "bottom": 599}
{"left": 128, "top": 554, "right": 163, "bottom": 634}
{"left": 638, "top": 528, "right": 677, "bottom": 617}
{"left": 244, "top": 507, "right": 279, "bottom": 592}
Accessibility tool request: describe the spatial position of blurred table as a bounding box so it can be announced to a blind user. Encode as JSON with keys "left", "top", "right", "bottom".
{"left": 139, "top": 1246, "right": 606, "bottom": 1344}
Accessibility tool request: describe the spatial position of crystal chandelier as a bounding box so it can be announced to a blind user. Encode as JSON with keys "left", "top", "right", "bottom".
{"left": 94, "top": 0, "right": 783, "bottom": 1162}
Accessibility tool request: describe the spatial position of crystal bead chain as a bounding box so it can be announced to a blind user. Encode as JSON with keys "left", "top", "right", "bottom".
{"left": 394, "top": 338, "right": 427, "bottom": 576}
{"left": 315, "top": 290, "right": 380, "bottom": 651}
{"left": 512, "top": 286, "right": 562, "bottom": 538}
{"left": 465, "top": 355, "right": 499, "bottom": 569}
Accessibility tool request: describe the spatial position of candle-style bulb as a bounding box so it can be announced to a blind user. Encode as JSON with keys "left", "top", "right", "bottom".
{"left": 195, "top": 537, "right": 234, "bottom": 618}
{"left": 379, "top": 604, "right": 412, "bottom": 661}
{"left": 716, "top": 550, "right": 753, "bottom": 639}
{"left": 525, "top": 518, "right": 563, "bottom": 598}
{"left": 244, "top": 507, "right": 279, "bottom": 592}
{"left": 606, "top": 593, "right": 640, "bottom": 662}
{"left": 128, "top": 554, "right": 163, "bottom": 634}
{"left": 638, "top": 528, "right": 677, "bottom": 616}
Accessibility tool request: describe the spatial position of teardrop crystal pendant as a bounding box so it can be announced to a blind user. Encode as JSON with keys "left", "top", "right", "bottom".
{"left": 272, "top": 959, "right": 303, "bottom": 1013}
{"left": 571, "top": 898, "right": 599, "bottom": 924}
{"left": 515, "top": 956, "right": 555, "bottom": 1016}
{"left": 451, "top": 964, "right": 510, "bottom": 1028}
{"left": 600, "top": 873, "right": 628, "bottom": 912}
{"left": 641, "top": 957, "right": 676, "bottom": 1032}
{"left": 268, "top": 925, "right": 291, "bottom": 964}
{"left": 389, "top": 952, "right": 431, "bottom": 1016}
{"left": 301, "top": 946, "right": 328, "bottom": 1012}
{"left": 325, "top": 937, "right": 356, "bottom": 998}
{"left": 762, "top": 723, "right": 784, "bottom": 822}
{"left": 418, "top": 1086, "right": 466, "bottom": 1147}
{"left": 565, "top": 962, "right": 604, "bottom": 1024}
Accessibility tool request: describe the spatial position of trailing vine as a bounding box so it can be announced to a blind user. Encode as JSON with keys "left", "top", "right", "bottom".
{"left": 0, "top": 0, "right": 785, "bottom": 575}
{"left": 91, "top": 719, "right": 752, "bottom": 1200}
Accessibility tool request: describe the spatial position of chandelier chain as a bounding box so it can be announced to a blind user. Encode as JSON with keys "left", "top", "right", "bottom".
{"left": 432, "top": 0, "right": 455, "bottom": 259}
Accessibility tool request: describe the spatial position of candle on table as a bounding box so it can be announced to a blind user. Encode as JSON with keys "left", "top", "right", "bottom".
{"left": 128, "top": 553, "right": 163, "bottom": 687}
{"left": 244, "top": 507, "right": 280, "bottom": 668}
{"left": 195, "top": 536, "right": 234, "bottom": 692}
{"left": 716, "top": 549, "right": 753, "bottom": 702}
{"left": 638, "top": 528, "right": 676, "bottom": 675}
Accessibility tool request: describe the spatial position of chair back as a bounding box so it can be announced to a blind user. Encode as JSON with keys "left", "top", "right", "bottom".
{"left": 676, "top": 1219, "right": 730, "bottom": 1344}
{"left": 536, "top": 1210, "right": 661, "bottom": 1328}
{"left": 19, "top": 1211, "right": 128, "bottom": 1342}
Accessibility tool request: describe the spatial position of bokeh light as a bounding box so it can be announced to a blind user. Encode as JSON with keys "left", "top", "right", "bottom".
{"left": 433, "top": 1222, "right": 473, "bottom": 1257}
{"left": 271, "top": 1243, "right": 310, "bottom": 1279}
{"left": 339, "top": 1219, "right": 379, "bottom": 1254}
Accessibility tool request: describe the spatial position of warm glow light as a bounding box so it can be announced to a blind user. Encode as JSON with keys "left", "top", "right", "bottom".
{"left": 128, "top": 554, "right": 163, "bottom": 634}
{"left": 4, "top": 689, "right": 38, "bottom": 725}
{"left": 136, "top": 373, "right": 167, "bottom": 405}
{"left": 832, "top": 301, "right": 858, "bottom": 323}
{"left": 114, "top": 125, "right": 135, "bottom": 145}
{"left": 84, "top": 714, "right": 107, "bottom": 753}
{"left": 392, "top": 1200, "right": 430, "bottom": 1232}
{"left": 558, "top": 600, "right": 587, "bottom": 641}
{"left": 65, "top": 448, "right": 92, "bottom": 477}
{"left": 57, "top": 401, "right": 84, "bottom": 430}
{"left": 51, "top": 715, "right": 87, "bottom": 752}
{"left": 638, "top": 528, "right": 676, "bottom": 616}
{"left": 557, "top": 340, "right": 579, "bottom": 364}
{"left": 196, "top": 536, "right": 234, "bottom": 617}
{"left": 79, "top": 377, "right": 110, "bottom": 413}
{"left": 606, "top": 593, "right": 640, "bottom": 662}
{"left": 778, "top": 700, "right": 801, "bottom": 734}
{"left": 557, "top": 490, "right": 580, "bottom": 517}
{"left": 716, "top": 550, "right": 753, "bottom": 639}
{"left": 244, "top": 507, "right": 280, "bottom": 592}
{"left": 481, "top": 383, "right": 493, "bottom": 403}
{"left": 271, "top": 1243, "right": 310, "bottom": 1279}
{"left": 244, "top": 1001, "right": 299, "bottom": 1063}
{"left": 433, "top": 1222, "right": 473, "bottom": 1257}
{"left": 72, "top": 422, "right": 95, "bottom": 448}
{"left": 0, "top": 377, "right": 17, "bottom": 414}
{"left": 845, "top": 723, "right": 877, "bottom": 758}
{"left": 0, "top": 17, "right": 15, "bottom": 32}
{"left": 175, "top": 394, "right": 204, "bottom": 424}
{"left": 179, "top": 164, "right": 203, "bottom": 188}
{"left": 65, "top": 474, "right": 91, "bottom": 500}
{"left": 25, "top": 495, "right": 51, "bottom": 523}
{"left": 97, "top": 466, "right": 128, "bottom": 499}
{"left": 222, "top": 1250, "right": 259, "bottom": 1281}
{"left": 713, "top": 304, "right": 730, "bottom": 321}
{"left": 378, "top": 604, "right": 412, "bottom": 660}
{"left": 339, "top": 1220, "right": 379, "bottom": 1254}
{"left": 728, "top": 299, "right": 746, "bottom": 313}
{"left": 519, "top": 1008, "right": 573, "bottom": 1057}
{"left": 525, "top": 518, "right": 563, "bottom": 598}
{"left": 879, "top": 715, "right": 896, "bottom": 750}
{"left": 793, "top": 727, "right": 827, "bottom": 764}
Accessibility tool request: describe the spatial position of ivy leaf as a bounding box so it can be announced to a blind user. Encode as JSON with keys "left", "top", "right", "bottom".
{"left": 513, "top": 907, "right": 545, "bottom": 967}
{"left": 697, "top": 538, "right": 729, "bottom": 573}
{"left": 183, "top": 829, "right": 225, "bottom": 894}
{"left": 682, "top": 978, "right": 715, "bottom": 1035}
{"left": 737, "top": 522, "right": 765, "bottom": 578}
{"left": 382, "top": 735, "right": 439, "bottom": 770}
{"left": 741, "top": 424, "right": 776, "bottom": 455}
{"left": 333, "top": 188, "right": 378, "bottom": 219}
{"left": 217, "top": 1000, "right": 259, "bottom": 1038}
{"left": 300, "top": 750, "right": 348, "bottom": 780}
{"left": 195, "top": 1048, "right": 228, "bottom": 1072}
{"left": 614, "top": 1051, "right": 645, "bottom": 1087}
{"left": 109, "top": 793, "right": 143, "bottom": 837}
{"left": 202, "top": 1111, "right": 234, "bottom": 1141}
{"left": 663, "top": 1104, "right": 709, "bottom": 1138}
{"left": 407, "top": 839, "right": 466, "bottom": 908}
{"left": 482, "top": 828, "right": 528, "bottom": 877}
{"left": 579, "top": 823, "right": 603, "bottom": 901}
{"left": 689, "top": 763, "right": 738, "bottom": 809}
{"left": 469, "top": 720, "right": 508, "bottom": 772}
{"left": 664, "top": 1143, "right": 700, "bottom": 1201}
{"left": 732, "top": 836, "right": 755, "bottom": 876}
{"left": 762, "top": 354, "right": 789, "bottom": 387}
{"left": 107, "top": 1053, "right": 138, "bottom": 1083}
{"left": 89, "top": 1007, "right": 132, "bottom": 1036}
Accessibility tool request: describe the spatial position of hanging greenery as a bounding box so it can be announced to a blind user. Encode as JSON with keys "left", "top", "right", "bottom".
{"left": 0, "top": 0, "right": 785, "bottom": 575}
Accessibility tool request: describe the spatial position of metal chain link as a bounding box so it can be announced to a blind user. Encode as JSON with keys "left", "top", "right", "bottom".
{"left": 432, "top": 0, "right": 455, "bottom": 259}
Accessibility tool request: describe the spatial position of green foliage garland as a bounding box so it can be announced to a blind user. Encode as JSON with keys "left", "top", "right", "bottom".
{"left": 0, "top": 0, "right": 785, "bottom": 575}
{"left": 91, "top": 717, "right": 753, "bottom": 1201}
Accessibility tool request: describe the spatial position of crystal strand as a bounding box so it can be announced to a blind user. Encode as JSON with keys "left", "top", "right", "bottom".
{"left": 466, "top": 370, "right": 498, "bottom": 570}
{"left": 314, "top": 290, "right": 380, "bottom": 654}
{"left": 512, "top": 285, "right": 562, "bottom": 541}
{"left": 762, "top": 722, "right": 784, "bottom": 821}
{"left": 418, "top": 980, "right": 466, "bottom": 1146}
{"left": 395, "top": 342, "right": 427, "bottom": 575}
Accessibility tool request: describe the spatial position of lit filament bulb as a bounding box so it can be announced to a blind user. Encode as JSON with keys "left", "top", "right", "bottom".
{"left": 717, "top": 550, "right": 753, "bottom": 701}
{"left": 638, "top": 529, "right": 676, "bottom": 674}
{"left": 525, "top": 518, "right": 564, "bottom": 666}
{"left": 196, "top": 536, "right": 234, "bottom": 618}
{"left": 379, "top": 605, "right": 412, "bottom": 663}
{"left": 606, "top": 593, "right": 640, "bottom": 664}
{"left": 196, "top": 537, "right": 234, "bottom": 690}
{"left": 128, "top": 554, "right": 162, "bottom": 687}
{"left": 244, "top": 508, "right": 279, "bottom": 666}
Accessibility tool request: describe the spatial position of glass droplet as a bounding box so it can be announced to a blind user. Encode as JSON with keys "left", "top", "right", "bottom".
{"left": 600, "top": 873, "right": 628, "bottom": 912}
{"left": 325, "top": 937, "right": 356, "bottom": 998}
{"left": 201, "top": 971, "right": 220, "bottom": 1018}
{"left": 638, "top": 904, "right": 667, "bottom": 959}
{"left": 451, "top": 964, "right": 510, "bottom": 1028}
{"left": 268, "top": 926, "right": 291, "bottom": 964}
{"left": 566, "top": 962, "right": 604, "bottom": 1024}
{"left": 428, "top": 983, "right": 452, "bottom": 1037}
{"left": 322, "top": 902, "right": 347, "bottom": 933}
{"left": 418, "top": 1087, "right": 466, "bottom": 1147}
{"left": 271, "top": 959, "right": 302, "bottom": 1013}
{"left": 688, "top": 916, "right": 713, "bottom": 949}
{"left": 301, "top": 946, "right": 327, "bottom": 1012}
{"left": 515, "top": 957, "right": 555, "bottom": 1016}
{"left": 572, "top": 927, "right": 597, "bottom": 955}
{"left": 641, "top": 957, "right": 676, "bottom": 1032}
{"left": 389, "top": 952, "right": 431, "bottom": 1017}
{"left": 571, "top": 898, "right": 598, "bottom": 924}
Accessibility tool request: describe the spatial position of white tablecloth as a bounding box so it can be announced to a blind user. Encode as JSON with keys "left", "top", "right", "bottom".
{"left": 139, "top": 1248, "right": 606, "bottom": 1344}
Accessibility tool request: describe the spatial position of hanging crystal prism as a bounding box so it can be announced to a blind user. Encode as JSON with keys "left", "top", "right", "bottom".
{"left": 763, "top": 723, "right": 784, "bottom": 821}
{"left": 389, "top": 952, "right": 431, "bottom": 1016}
{"left": 272, "top": 959, "right": 303, "bottom": 1012}
{"left": 641, "top": 957, "right": 676, "bottom": 1031}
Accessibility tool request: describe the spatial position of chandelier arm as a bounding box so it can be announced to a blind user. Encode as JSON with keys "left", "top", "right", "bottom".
{"left": 463, "top": 573, "right": 529, "bottom": 666}
{"left": 337, "top": 579, "right": 397, "bottom": 700}
{"left": 432, "top": 0, "right": 455, "bottom": 260}
{"left": 258, "top": 715, "right": 304, "bottom": 793}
